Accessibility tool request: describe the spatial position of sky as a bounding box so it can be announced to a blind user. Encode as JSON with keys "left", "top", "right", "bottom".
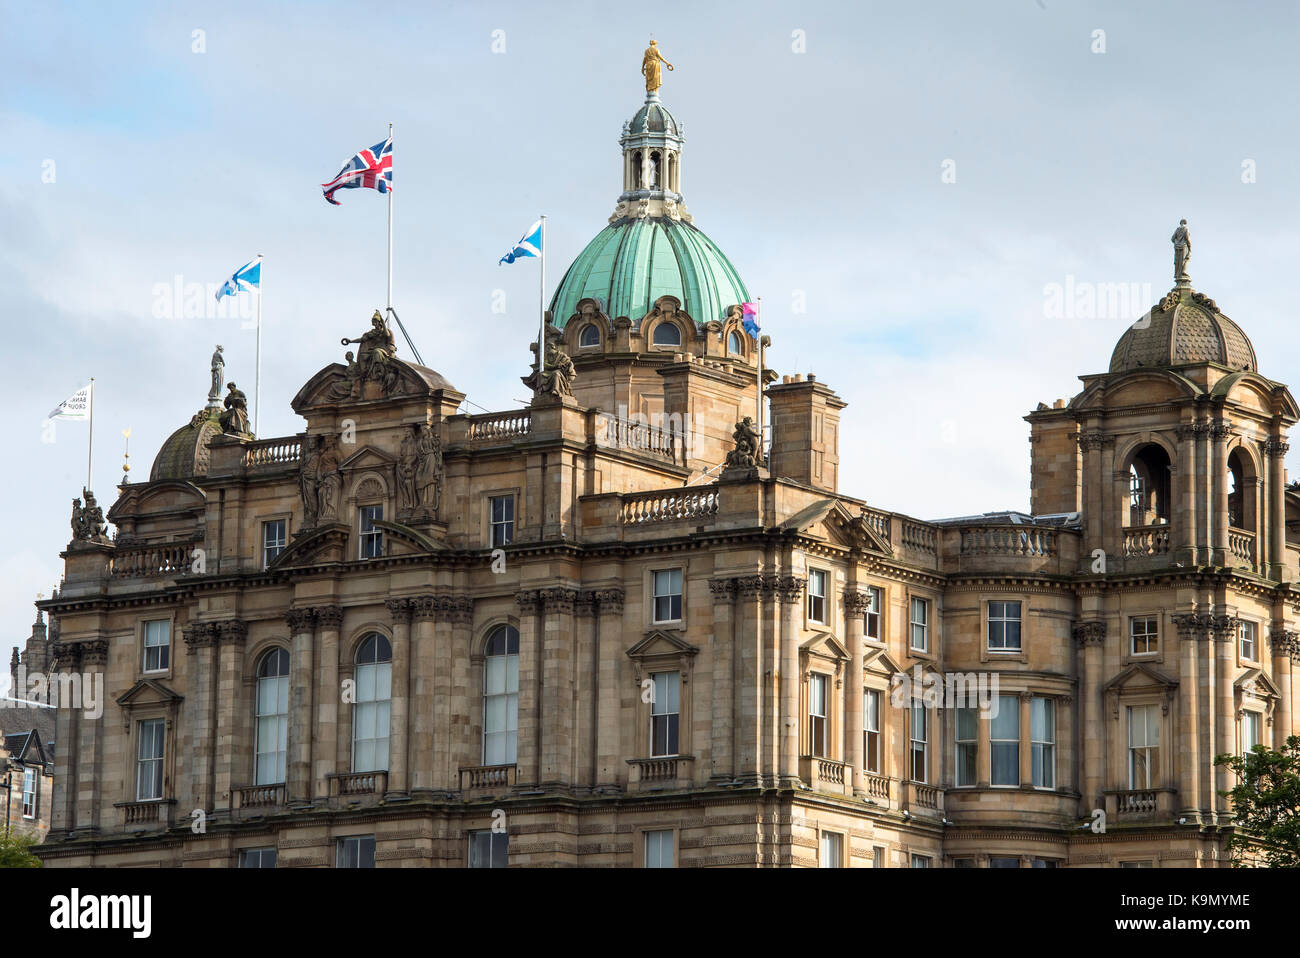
{"left": 5, "top": 0, "right": 1300, "bottom": 664}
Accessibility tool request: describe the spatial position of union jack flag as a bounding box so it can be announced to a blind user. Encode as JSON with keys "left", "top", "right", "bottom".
{"left": 321, "top": 135, "right": 393, "bottom": 206}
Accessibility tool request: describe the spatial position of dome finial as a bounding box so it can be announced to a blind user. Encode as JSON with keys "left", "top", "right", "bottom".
{"left": 642, "top": 39, "right": 673, "bottom": 94}
{"left": 1172, "top": 218, "right": 1192, "bottom": 288}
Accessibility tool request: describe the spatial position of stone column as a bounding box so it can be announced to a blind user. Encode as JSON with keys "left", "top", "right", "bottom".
{"left": 1074, "top": 621, "right": 1106, "bottom": 811}
{"left": 1018, "top": 692, "right": 1033, "bottom": 788}
{"left": 540, "top": 587, "right": 577, "bottom": 786}
{"left": 49, "top": 641, "right": 81, "bottom": 834}
{"left": 312, "top": 606, "right": 342, "bottom": 802}
{"left": 182, "top": 622, "right": 217, "bottom": 813}
{"left": 1213, "top": 614, "right": 1237, "bottom": 819}
{"left": 1079, "top": 433, "right": 1105, "bottom": 563}
{"left": 573, "top": 591, "right": 597, "bottom": 786}
{"left": 1210, "top": 419, "right": 1232, "bottom": 565}
{"left": 1267, "top": 439, "right": 1290, "bottom": 580}
{"left": 594, "top": 589, "right": 624, "bottom": 786}
{"left": 778, "top": 574, "right": 805, "bottom": 786}
{"left": 384, "top": 598, "right": 412, "bottom": 797}
{"left": 410, "top": 596, "right": 437, "bottom": 792}
{"left": 76, "top": 640, "right": 107, "bottom": 832}
{"left": 735, "top": 575, "right": 765, "bottom": 785}
{"left": 1176, "top": 422, "right": 1198, "bottom": 565}
{"left": 1057, "top": 694, "right": 1074, "bottom": 795}
{"left": 1172, "top": 613, "right": 1203, "bottom": 821}
{"left": 214, "top": 620, "right": 247, "bottom": 813}
{"left": 1269, "top": 628, "right": 1295, "bottom": 750}
{"left": 285, "top": 608, "right": 316, "bottom": 805}
{"left": 976, "top": 695, "right": 991, "bottom": 788}
{"left": 442, "top": 595, "right": 473, "bottom": 791}
{"left": 708, "top": 579, "right": 736, "bottom": 783}
{"left": 843, "top": 589, "right": 868, "bottom": 795}
{"left": 515, "top": 590, "right": 542, "bottom": 786}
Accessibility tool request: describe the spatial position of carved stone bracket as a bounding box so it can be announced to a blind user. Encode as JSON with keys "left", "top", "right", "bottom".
{"left": 594, "top": 588, "right": 625, "bottom": 616}
{"left": 315, "top": 605, "right": 345, "bottom": 630}
{"left": 285, "top": 608, "right": 316, "bottom": 635}
{"left": 1268, "top": 627, "right": 1300, "bottom": 659}
{"left": 51, "top": 641, "right": 81, "bottom": 668}
{"left": 776, "top": 575, "right": 806, "bottom": 603}
{"left": 183, "top": 622, "right": 217, "bottom": 652}
{"left": 842, "top": 590, "right": 872, "bottom": 616}
{"left": 1210, "top": 614, "right": 1240, "bottom": 642}
{"left": 540, "top": 587, "right": 579, "bottom": 615}
{"left": 1072, "top": 620, "right": 1106, "bottom": 646}
{"left": 515, "top": 590, "right": 541, "bottom": 616}
{"left": 1171, "top": 612, "right": 1213, "bottom": 640}
{"left": 216, "top": 620, "right": 248, "bottom": 646}
{"left": 1208, "top": 420, "right": 1235, "bottom": 442}
{"left": 573, "top": 592, "right": 597, "bottom": 618}
{"left": 1077, "top": 433, "right": 1112, "bottom": 452}
{"left": 1266, "top": 439, "right": 1291, "bottom": 459}
{"left": 709, "top": 578, "right": 737, "bottom": 604}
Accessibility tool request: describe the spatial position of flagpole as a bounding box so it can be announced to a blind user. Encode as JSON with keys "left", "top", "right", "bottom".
{"left": 756, "top": 297, "right": 764, "bottom": 463}
{"left": 537, "top": 214, "right": 547, "bottom": 393}
{"left": 255, "top": 253, "right": 263, "bottom": 436}
{"left": 387, "top": 121, "right": 394, "bottom": 311}
{"left": 86, "top": 378, "right": 94, "bottom": 491}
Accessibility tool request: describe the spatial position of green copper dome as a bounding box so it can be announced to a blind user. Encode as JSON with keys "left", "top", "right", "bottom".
{"left": 550, "top": 216, "right": 750, "bottom": 328}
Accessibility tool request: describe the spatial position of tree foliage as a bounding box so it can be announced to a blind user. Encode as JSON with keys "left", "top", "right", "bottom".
{"left": 0, "top": 831, "right": 43, "bottom": 868}
{"left": 1214, "top": 735, "right": 1300, "bottom": 867}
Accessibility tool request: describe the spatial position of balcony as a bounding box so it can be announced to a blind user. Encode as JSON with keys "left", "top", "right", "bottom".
{"left": 1122, "top": 523, "right": 1171, "bottom": 568}
{"left": 328, "top": 770, "right": 388, "bottom": 804}
{"left": 1106, "top": 787, "right": 1177, "bottom": 823}
{"left": 115, "top": 799, "right": 174, "bottom": 829}
{"left": 902, "top": 780, "right": 945, "bottom": 818}
{"left": 458, "top": 764, "right": 517, "bottom": 796}
{"left": 799, "top": 756, "right": 849, "bottom": 795}
{"left": 626, "top": 755, "right": 694, "bottom": 791}
{"left": 234, "top": 783, "right": 286, "bottom": 811}
{"left": 1228, "top": 527, "right": 1256, "bottom": 569}
{"left": 862, "top": 773, "right": 892, "bottom": 807}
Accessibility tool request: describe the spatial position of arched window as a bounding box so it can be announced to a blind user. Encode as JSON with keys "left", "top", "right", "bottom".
{"left": 653, "top": 322, "right": 681, "bottom": 347}
{"left": 254, "top": 648, "right": 290, "bottom": 786}
{"left": 1227, "top": 447, "right": 1257, "bottom": 534}
{"left": 650, "top": 151, "right": 661, "bottom": 188}
{"left": 579, "top": 324, "right": 601, "bottom": 348}
{"left": 728, "top": 330, "right": 744, "bottom": 356}
{"left": 352, "top": 633, "right": 392, "bottom": 772}
{"left": 483, "top": 625, "right": 519, "bottom": 766}
{"left": 1128, "top": 444, "right": 1171, "bottom": 526}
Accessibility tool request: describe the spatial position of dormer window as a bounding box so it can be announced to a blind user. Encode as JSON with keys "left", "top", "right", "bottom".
{"left": 653, "top": 323, "right": 681, "bottom": 347}
{"left": 579, "top": 324, "right": 601, "bottom": 348}
{"left": 728, "top": 330, "right": 744, "bottom": 356}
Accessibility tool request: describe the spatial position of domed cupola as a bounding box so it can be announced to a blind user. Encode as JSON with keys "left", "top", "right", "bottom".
{"left": 549, "top": 42, "right": 751, "bottom": 329}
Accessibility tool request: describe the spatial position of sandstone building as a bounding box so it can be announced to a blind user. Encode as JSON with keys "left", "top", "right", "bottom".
{"left": 34, "top": 77, "right": 1300, "bottom": 869}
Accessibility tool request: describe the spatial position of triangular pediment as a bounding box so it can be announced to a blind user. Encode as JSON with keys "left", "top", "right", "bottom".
{"left": 627, "top": 630, "right": 699, "bottom": 660}
{"left": 267, "top": 522, "right": 350, "bottom": 569}
{"left": 1236, "top": 667, "right": 1281, "bottom": 701}
{"left": 1103, "top": 662, "right": 1178, "bottom": 694}
{"left": 339, "top": 445, "right": 395, "bottom": 471}
{"left": 863, "top": 646, "right": 904, "bottom": 676}
{"left": 115, "top": 678, "right": 184, "bottom": 709}
{"left": 779, "top": 499, "right": 892, "bottom": 556}
{"left": 800, "top": 630, "right": 849, "bottom": 661}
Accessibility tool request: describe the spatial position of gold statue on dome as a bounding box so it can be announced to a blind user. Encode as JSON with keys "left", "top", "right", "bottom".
{"left": 642, "top": 39, "right": 673, "bottom": 93}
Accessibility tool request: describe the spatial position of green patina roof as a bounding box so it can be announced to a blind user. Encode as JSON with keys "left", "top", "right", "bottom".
{"left": 549, "top": 216, "right": 750, "bottom": 329}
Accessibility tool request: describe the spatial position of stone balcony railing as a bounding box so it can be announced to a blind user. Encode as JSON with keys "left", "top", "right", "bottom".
{"left": 465, "top": 410, "right": 532, "bottom": 443}
{"left": 234, "top": 783, "right": 286, "bottom": 810}
{"left": 903, "top": 781, "right": 945, "bottom": 817}
{"left": 620, "top": 488, "right": 720, "bottom": 525}
{"left": 596, "top": 414, "right": 677, "bottom": 463}
{"left": 1123, "top": 523, "right": 1171, "bottom": 558}
{"left": 627, "top": 755, "right": 694, "bottom": 791}
{"left": 458, "top": 764, "right": 517, "bottom": 793}
{"left": 800, "top": 756, "right": 849, "bottom": 795}
{"left": 115, "top": 799, "right": 173, "bottom": 828}
{"left": 328, "top": 770, "right": 388, "bottom": 800}
{"left": 242, "top": 435, "right": 302, "bottom": 471}
{"left": 1106, "top": 787, "right": 1177, "bottom": 822}
{"left": 862, "top": 773, "right": 891, "bottom": 806}
{"left": 110, "top": 543, "right": 195, "bottom": 579}
{"left": 1228, "top": 527, "right": 1256, "bottom": 568}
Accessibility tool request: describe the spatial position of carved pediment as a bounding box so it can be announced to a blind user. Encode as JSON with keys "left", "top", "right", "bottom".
{"left": 339, "top": 445, "right": 396, "bottom": 471}
{"left": 267, "top": 522, "right": 350, "bottom": 569}
{"left": 115, "top": 678, "right": 184, "bottom": 709}
{"left": 291, "top": 356, "right": 458, "bottom": 414}
{"left": 779, "top": 499, "right": 892, "bottom": 555}
{"left": 800, "top": 630, "right": 849, "bottom": 662}
{"left": 372, "top": 519, "right": 448, "bottom": 555}
{"left": 1235, "top": 667, "right": 1281, "bottom": 702}
{"left": 627, "top": 630, "right": 699, "bottom": 661}
{"left": 1103, "top": 662, "right": 1179, "bottom": 694}
{"left": 863, "top": 646, "right": 904, "bottom": 677}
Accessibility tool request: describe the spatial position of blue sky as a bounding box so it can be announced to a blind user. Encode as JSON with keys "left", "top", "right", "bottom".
{"left": 6, "top": 0, "right": 1300, "bottom": 662}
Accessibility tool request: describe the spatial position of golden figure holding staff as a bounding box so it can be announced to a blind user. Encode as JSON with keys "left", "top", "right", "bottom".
{"left": 642, "top": 39, "right": 673, "bottom": 92}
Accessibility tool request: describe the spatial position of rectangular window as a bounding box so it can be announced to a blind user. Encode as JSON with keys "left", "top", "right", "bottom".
{"left": 650, "top": 671, "right": 680, "bottom": 757}
{"left": 1120, "top": 860, "right": 1154, "bottom": 868}
{"left": 489, "top": 494, "right": 515, "bottom": 547}
{"left": 865, "top": 586, "right": 883, "bottom": 640}
{"left": 143, "top": 620, "right": 170, "bottom": 673}
{"left": 238, "top": 847, "right": 277, "bottom": 868}
{"left": 910, "top": 703, "right": 928, "bottom": 782}
{"left": 644, "top": 829, "right": 674, "bottom": 868}
{"left": 819, "top": 831, "right": 843, "bottom": 868}
{"left": 1032, "top": 858, "right": 1059, "bottom": 868}
{"left": 909, "top": 597, "right": 929, "bottom": 652}
{"left": 952, "top": 858, "right": 976, "bottom": 868}
{"left": 864, "top": 689, "right": 881, "bottom": 774}
{"left": 1243, "top": 711, "right": 1262, "bottom": 755}
{"left": 989, "top": 857, "right": 1021, "bottom": 868}
{"left": 1131, "top": 616, "right": 1159, "bottom": 655}
{"left": 468, "top": 830, "right": 508, "bottom": 868}
{"left": 809, "top": 673, "right": 829, "bottom": 757}
{"left": 652, "top": 568, "right": 683, "bottom": 623}
{"left": 1128, "top": 704, "right": 1160, "bottom": 788}
{"left": 955, "top": 707, "right": 977, "bottom": 787}
{"left": 911, "top": 854, "right": 931, "bottom": 868}
{"left": 136, "top": 718, "right": 165, "bottom": 801}
{"left": 1240, "top": 621, "right": 1258, "bottom": 661}
{"left": 1031, "top": 697, "right": 1056, "bottom": 789}
{"left": 262, "top": 519, "right": 286, "bottom": 568}
{"left": 358, "top": 505, "right": 383, "bottom": 559}
{"left": 21, "top": 767, "right": 36, "bottom": 818}
{"left": 808, "top": 569, "right": 827, "bottom": 623}
{"left": 337, "top": 835, "right": 376, "bottom": 868}
{"left": 987, "top": 600, "right": 1022, "bottom": 651}
{"left": 991, "top": 694, "right": 1019, "bottom": 786}
{"left": 872, "top": 846, "right": 885, "bottom": 868}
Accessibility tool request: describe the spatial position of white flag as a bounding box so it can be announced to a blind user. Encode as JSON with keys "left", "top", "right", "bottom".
{"left": 48, "top": 381, "right": 92, "bottom": 421}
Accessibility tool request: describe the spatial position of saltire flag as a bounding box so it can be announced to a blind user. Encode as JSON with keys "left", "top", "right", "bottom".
{"left": 499, "top": 220, "right": 542, "bottom": 265}
{"left": 321, "top": 135, "right": 393, "bottom": 206}
{"left": 740, "top": 302, "right": 760, "bottom": 338}
{"left": 48, "top": 382, "right": 92, "bottom": 421}
{"left": 215, "top": 258, "right": 261, "bottom": 301}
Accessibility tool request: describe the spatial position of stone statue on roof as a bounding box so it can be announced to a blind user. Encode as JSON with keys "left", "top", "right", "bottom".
{"left": 642, "top": 40, "right": 673, "bottom": 93}
{"left": 1172, "top": 219, "right": 1191, "bottom": 285}
{"left": 208, "top": 345, "right": 224, "bottom": 406}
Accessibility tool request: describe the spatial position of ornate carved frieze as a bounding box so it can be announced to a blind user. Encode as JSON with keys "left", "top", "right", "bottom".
{"left": 515, "top": 590, "right": 541, "bottom": 615}
{"left": 708, "top": 578, "right": 737, "bottom": 603}
{"left": 841, "top": 590, "right": 872, "bottom": 615}
{"left": 1171, "top": 612, "right": 1212, "bottom": 640}
{"left": 79, "top": 639, "right": 109, "bottom": 666}
{"left": 594, "top": 588, "right": 625, "bottom": 616}
{"left": 1175, "top": 420, "right": 1209, "bottom": 441}
{"left": 410, "top": 595, "right": 439, "bottom": 620}
{"left": 776, "top": 575, "right": 806, "bottom": 603}
{"left": 1077, "top": 433, "right": 1111, "bottom": 452}
{"left": 1266, "top": 439, "right": 1291, "bottom": 459}
{"left": 216, "top": 620, "right": 248, "bottom": 646}
{"left": 573, "top": 591, "right": 596, "bottom": 618}
{"left": 1268, "top": 628, "right": 1300, "bottom": 659}
{"left": 1208, "top": 420, "right": 1234, "bottom": 441}
{"left": 385, "top": 597, "right": 413, "bottom": 622}
{"left": 540, "top": 587, "right": 579, "bottom": 615}
{"left": 1210, "top": 614, "right": 1240, "bottom": 641}
{"left": 285, "top": 607, "right": 316, "bottom": 635}
{"left": 734, "top": 575, "right": 766, "bottom": 598}
{"left": 315, "top": 605, "right": 345, "bottom": 629}
{"left": 1072, "top": 620, "right": 1106, "bottom": 646}
{"left": 183, "top": 622, "right": 217, "bottom": 652}
{"left": 51, "top": 641, "right": 82, "bottom": 667}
